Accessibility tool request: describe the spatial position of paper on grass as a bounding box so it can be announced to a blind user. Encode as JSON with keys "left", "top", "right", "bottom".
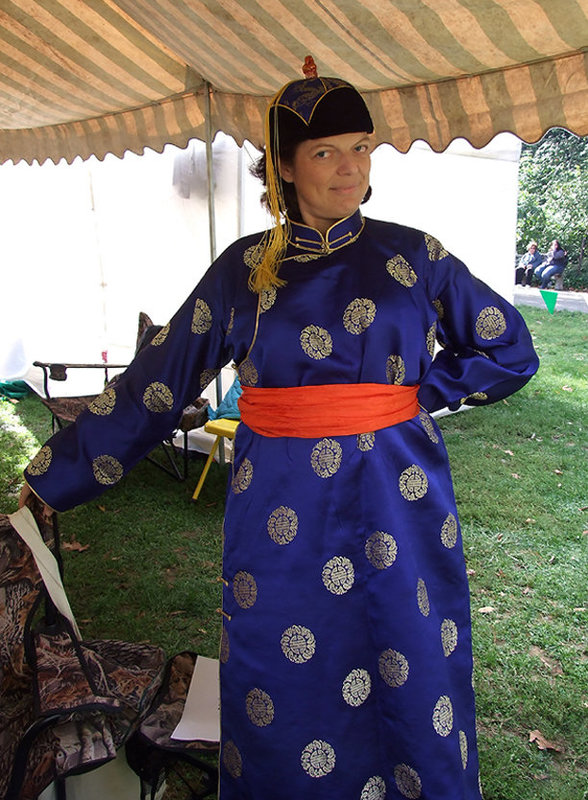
{"left": 171, "top": 655, "right": 220, "bottom": 742}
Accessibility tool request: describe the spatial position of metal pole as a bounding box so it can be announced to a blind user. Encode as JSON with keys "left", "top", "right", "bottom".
{"left": 205, "top": 82, "right": 226, "bottom": 466}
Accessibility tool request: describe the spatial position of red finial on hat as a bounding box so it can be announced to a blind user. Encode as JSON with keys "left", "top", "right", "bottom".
{"left": 302, "top": 56, "right": 318, "bottom": 79}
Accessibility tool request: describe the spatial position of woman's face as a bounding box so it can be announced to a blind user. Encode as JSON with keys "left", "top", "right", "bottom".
{"left": 280, "top": 132, "right": 373, "bottom": 234}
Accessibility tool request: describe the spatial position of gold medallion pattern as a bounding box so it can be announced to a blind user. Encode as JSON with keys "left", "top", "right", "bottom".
{"left": 231, "top": 458, "right": 253, "bottom": 494}
{"left": 386, "top": 354, "right": 405, "bottom": 385}
{"left": 425, "top": 234, "right": 449, "bottom": 261}
{"left": 246, "top": 688, "right": 274, "bottom": 727}
{"left": 394, "top": 764, "right": 422, "bottom": 799}
{"left": 433, "top": 298, "right": 444, "bottom": 319}
{"left": 220, "top": 626, "right": 230, "bottom": 663}
{"left": 418, "top": 411, "right": 439, "bottom": 443}
{"left": 365, "top": 532, "right": 398, "bottom": 570}
{"left": 292, "top": 252, "right": 323, "bottom": 262}
{"left": 426, "top": 322, "right": 437, "bottom": 356}
{"left": 475, "top": 306, "right": 507, "bottom": 340}
{"left": 143, "top": 381, "right": 174, "bottom": 413}
{"left": 342, "top": 668, "right": 371, "bottom": 707}
{"left": 441, "top": 618, "right": 458, "bottom": 657}
{"left": 357, "top": 432, "right": 375, "bottom": 451}
{"left": 386, "top": 255, "right": 417, "bottom": 287}
{"left": 151, "top": 323, "right": 170, "bottom": 346}
{"left": 281, "top": 625, "right": 316, "bottom": 664}
{"left": 379, "top": 649, "right": 409, "bottom": 688}
{"left": 311, "top": 438, "right": 342, "bottom": 478}
{"left": 88, "top": 387, "right": 116, "bottom": 416}
{"left": 300, "top": 325, "right": 333, "bottom": 360}
{"left": 267, "top": 506, "right": 298, "bottom": 545}
{"left": 361, "top": 776, "right": 386, "bottom": 800}
{"left": 222, "top": 740, "right": 242, "bottom": 778}
{"left": 441, "top": 513, "right": 458, "bottom": 548}
{"left": 399, "top": 465, "right": 428, "bottom": 501}
{"left": 191, "top": 298, "right": 212, "bottom": 335}
{"left": 417, "top": 578, "right": 430, "bottom": 617}
{"left": 243, "top": 243, "right": 264, "bottom": 271}
{"left": 459, "top": 730, "right": 468, "bottom": 769}
{"left": 432, "top": 694, "right": 454, "bottom": 736}
{"left": 238, "top": 357, "right": 258, "bottom": 386}
{"left": 460, "top": 391, "right": 489, "bottom": 405}
{"left": 92, "top": 454, "right": 123, "bottom": 486}
{"left": 343, "top": 298, "right": 376, "bottom": 335}
{"left": 301, "top": 740, "right": 336, "bottom": 778}
{"left": 27, "top": 445, "right": 52, "bottom": 476}
{"left": 200, "top": 368, "right": 220, "bottom": 389}
{"left": 260, "top": 287, "right": 277, "bottom": 312}
{"left": 322, "top": 556, "right": 355, "bottom": 595}
{"left": 233, "top": 570, "right": 257, "bottom": 609}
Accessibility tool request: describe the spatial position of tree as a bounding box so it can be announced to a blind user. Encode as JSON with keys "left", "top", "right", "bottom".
{"left": 517, "top": 129, "right": 588, "bottom": 289}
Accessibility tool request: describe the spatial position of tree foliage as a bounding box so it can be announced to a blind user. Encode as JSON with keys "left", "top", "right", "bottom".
{"left": 517, "top": 129, "right": 588, "bottom": 289}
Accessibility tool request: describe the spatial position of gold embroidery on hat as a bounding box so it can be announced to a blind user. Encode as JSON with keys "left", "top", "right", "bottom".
{"left": 386, "top": 255, "right": 417, "bottom": 287}
{"left": 417, "top": 578, "right": 430, "bottom": 617}
{"left": 418, "top": 410, "right": 439, "bottom": 443}
{"left": 425, "top": 234, "right": 449, "bottom": 261}
{"left": 357, "top": 432, "right": 375, "bottom": 451}
{"left": 300, "top": 325, "right": 333, "bottom": 359}
{"left": 92, "top": 454, "right": 123, "bottom": 486}
{"left": 386, "top": 354, "right": 405, "bottom": 385}
{"left": 475, "top": 306, "right": 507, "bottom": 340}
{"left": 343, "top": 298, "right": 376, "bottom": 334}
{"left": 365, "top": 532, "right": 398, "bottom": 570}
{"left": 143, "top": 381, "right": 174, "bottom": 413}
{"left": 246, "top": 688, "right": 274, "bottom": 727}
{"left": 460, "top": 730, "right": 468, "bottom": 769}
{"left": 426, "top": 321, "right": 437, "bottom": 356}
{"left": 301, "top": 740, "right": 336, "bottom": 778}
{"left": 151, "top": 323, "right": 170, "bottom": 346}
{"left": 220, "top": 626, "right": 230, "bottom": 663}
{"left": 342, "top": 668, "right": 371, "bottom": 707}
{"left": 89, "top": 387, "right": 116, "bottom": 416}
{"left": 222, "top": 740, "right": 242, "bottom": 778}
{"left": 433, "top": 695, "right": 453, "bottom": 736}
{"left": 322, "top": 556, "right": 354, "bottom": 595}
{"left": 200, "top": 368, "right": 220, "bottom": 389}
{"left": 399, "top": 465, "right": 428, "bottom": 500}
{"left": 281, "top": 624, "right": 316, "bottom": 664}
{"left": 394, "top": 764, "right": 422, "bottom": 798}
{"left": 441, "top": 618, "right": 458, "bottom": 657}
{"left": 233, "top": 571, "right": 257, "bottom": 609}
{"left": 267, "top": 506, "right": 298, "bottom": 545}
{"left": 226, "top": 307, "right": 235, "bottom": 335}
{"left": 361, "top": 775, "right": 386, "bottom": 800}
{"left": 311, "top": 438, "right": 342, "bottom": 478}
{"left": 191, "top": 298, "right": 212, "bottom": 334}
{"left": 260, "top": 287, "right": 277, "bottom": 313}
{"left": 231, "top": 458, "right": 253, "bottom": 493}
{"left": 379, "top": 649, "right": 409, "bottom": 688}
{"left": 27, "top": 445, "right": 52, "bottom": 476}
{"left": 238, "top": 357, "right": 258, "bottom": 386}
{"left": 441, "top": 513, "right": 458, "bottom": 548}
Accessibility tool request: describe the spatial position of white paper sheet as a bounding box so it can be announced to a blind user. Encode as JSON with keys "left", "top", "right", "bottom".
{"left": 171, "top": 655, "right": 220, "bottom": 742}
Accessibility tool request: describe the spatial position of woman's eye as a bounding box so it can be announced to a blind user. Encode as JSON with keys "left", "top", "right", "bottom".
{"left": 355, "top": 144, "right": 368, "bottom": 153}
{"left": 315, "top": 150, "right": 329, "bottom": 159}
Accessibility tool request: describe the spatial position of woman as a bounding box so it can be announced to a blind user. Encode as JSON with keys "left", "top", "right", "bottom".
{"left": 516, "top": 240, "right": 542, "bottom": 286}
{"left": 21, "top": 60, "right": 538, "bottom": 799}
{"left": 534, "top": 239, "right": 567, "bottom": 289}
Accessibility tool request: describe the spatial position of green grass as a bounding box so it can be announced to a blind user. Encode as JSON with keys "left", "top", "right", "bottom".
{"left": 1, "top": 305, "right": 586, "bottom": 799}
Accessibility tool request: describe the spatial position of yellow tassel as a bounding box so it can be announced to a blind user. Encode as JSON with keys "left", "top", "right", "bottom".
{"left": 248, "top": 83, "right": 295, "bottom": 293}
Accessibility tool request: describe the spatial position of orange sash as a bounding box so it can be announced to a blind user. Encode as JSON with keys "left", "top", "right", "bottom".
{"left": 238, "top": 383, "right": 420, "bottom": 438}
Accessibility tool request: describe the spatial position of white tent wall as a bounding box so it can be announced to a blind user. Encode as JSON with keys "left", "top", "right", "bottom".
{"left": 0, "top": 133, "right": 520, "bottom": 390}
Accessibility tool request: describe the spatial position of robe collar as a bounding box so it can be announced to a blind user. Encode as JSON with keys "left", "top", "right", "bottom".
{"left": 287, "top": 210, "right": 364, "bottom": 254}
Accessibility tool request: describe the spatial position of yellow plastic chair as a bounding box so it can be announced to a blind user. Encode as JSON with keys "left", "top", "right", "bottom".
{"left": 192, "top": 418, "right": 240, "bottom": 500}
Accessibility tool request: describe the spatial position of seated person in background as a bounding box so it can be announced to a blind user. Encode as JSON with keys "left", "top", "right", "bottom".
{"left": 534, "top": 239, "right": 568, "bottom": 289}
{"left": 515, "top": 241, "right": 542, "bottom": 286}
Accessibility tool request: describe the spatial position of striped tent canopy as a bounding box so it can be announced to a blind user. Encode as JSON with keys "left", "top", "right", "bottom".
{"left": 1, "top": 0, "right": 587, "bottom": 164}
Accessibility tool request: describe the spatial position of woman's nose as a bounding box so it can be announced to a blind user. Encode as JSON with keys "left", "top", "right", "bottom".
{"left": 337, "top": 154, "right": 358, "bottom": 174}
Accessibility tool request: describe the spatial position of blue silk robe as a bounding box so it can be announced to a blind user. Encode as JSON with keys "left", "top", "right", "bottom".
{"left": 26, "top": 211, "right": 539, "bottom": 800}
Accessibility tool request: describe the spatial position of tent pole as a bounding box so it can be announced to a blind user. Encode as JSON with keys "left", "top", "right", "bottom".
{"left": 205, "top": 82, "right": 226, "bottom": 467}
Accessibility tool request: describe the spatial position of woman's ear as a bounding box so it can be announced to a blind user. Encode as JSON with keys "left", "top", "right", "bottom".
{"left": 279, "top": 160, "right": 294, "bottom": 184}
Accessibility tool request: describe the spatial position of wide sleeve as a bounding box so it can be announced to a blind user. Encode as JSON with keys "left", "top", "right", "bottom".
{"left": 24, "top": 255, "right": 236, "bottom": 512}
{"left": 417, "top": 239, "right": 539, "bottom": 415}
